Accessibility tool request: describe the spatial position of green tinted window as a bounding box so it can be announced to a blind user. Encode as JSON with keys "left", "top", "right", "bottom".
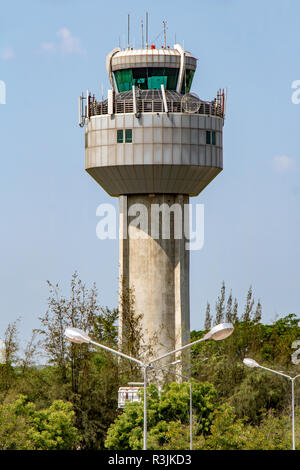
{"left": 206, "top": 131, "right": 211, "bottom": 145}
{"left": 125, "top": 129, "right": 132, "bottom": 143}
{"left": 114, "top": 67, "right": 179, "bottom": 91}
{"left": 212, "top": 131, "right": 216, "bottom": 145}
{"left": 114, "top": 69, "right": 133, "bottom": 92}
{"left": 181, "top": 69, "right": 195, "bottom": 94}
{"left": 147, "top": 76, "right": 167, "bottom": 90}
{"left": 117, "top": 129, "right": 123, "bottom": 143}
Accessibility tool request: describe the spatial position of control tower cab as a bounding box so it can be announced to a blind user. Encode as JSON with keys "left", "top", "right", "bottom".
{"left": 82, "top": 43, "right": 226, "bottom": 369}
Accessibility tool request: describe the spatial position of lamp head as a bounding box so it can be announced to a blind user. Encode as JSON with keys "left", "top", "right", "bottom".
{"left": 204, "top": 323, "right": 234, "bottom": 341}
{"left": 64, "top": 327, "right": 91, "bottom": 344}
{"left": 243, "top": 358, "right": 259, "bottom": 368}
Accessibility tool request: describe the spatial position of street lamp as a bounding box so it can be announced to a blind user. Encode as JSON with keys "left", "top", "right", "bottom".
{"left": 144, "top": 322, "right": 233, "bottom": 450}
{"left": 153, "top": 356, "right": 209, "bottom": 450}
{"left": 243, "top": 358, "right": 300, "bottom": 450}
{"left": 64, "top": 322, "right": 234, "bottom": 450}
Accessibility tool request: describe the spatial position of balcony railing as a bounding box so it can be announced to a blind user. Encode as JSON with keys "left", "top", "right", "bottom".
{"left": 79, "top": 89, "right": 226, "bottom": 126}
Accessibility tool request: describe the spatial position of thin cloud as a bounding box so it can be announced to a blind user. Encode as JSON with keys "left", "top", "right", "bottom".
{"left": 40, "top": 42, "right": 56, "bottom": 53}
{"left": 40, "top": 28, "right": 85, "bottom": 55}
{"left": 273, "top": 155, "right": 295, "bottom": 173}
{"left": 1, "top": 47, "right": 15, "bottom": 60}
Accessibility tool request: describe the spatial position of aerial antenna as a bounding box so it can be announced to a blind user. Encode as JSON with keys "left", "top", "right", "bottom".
{"left": 146, "top": 12, "right": 149, "bottom": 49}
{"left": 181, "top": 93, "right": 201, "bottom": 114}
{"left": 141, "top": 19, "right": 144, "bottom": 49}
{"left": 127, "top": 13, "right": 130, "bottom": 49}
{"left": 163, "top": 21, "right": 167, "bottom": 48}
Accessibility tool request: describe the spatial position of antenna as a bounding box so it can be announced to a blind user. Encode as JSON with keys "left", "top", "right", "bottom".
{"left": 181, "top": 93, "right": 201, "bottom": 114}
{"left": 127, "top": 13, "right": 130, "bottom": 49}
{"left": 141, "top": 18, "right": 144, "bottom": 49}
{"left": 163, "top": 21, "right": 167, "bottom": 48}
{"left": 146, "top": 12, "right": 149, "bottom": 49}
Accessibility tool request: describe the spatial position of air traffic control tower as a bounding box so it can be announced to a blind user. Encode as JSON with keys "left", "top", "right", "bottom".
{"left": 81, "top": 41, "right": 226, "bottom": 366}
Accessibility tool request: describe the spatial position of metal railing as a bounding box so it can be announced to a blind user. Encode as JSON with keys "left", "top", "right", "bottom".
{"left": 79, "top": 89, "right": 226, "bottom": 126}
{"left": 87, "top": 96, "right": 224, "bottom": 119}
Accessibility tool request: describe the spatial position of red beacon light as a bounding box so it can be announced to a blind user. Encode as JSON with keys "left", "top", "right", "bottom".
{"left": 150, "top": 44, "right": 156, "bottom": 49}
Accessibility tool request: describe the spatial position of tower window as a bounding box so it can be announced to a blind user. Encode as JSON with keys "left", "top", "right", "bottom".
{"left": 125, "top": 129, "right": 132, "bottom": 143}
{"left": 206, "top": 131, "right": 216, "bottom": 145}
{"left": 181, "top": 69, "right": 195, "bottom": 94}
{"left": 117, "top": 129, "right": 133, "bottom": 143}
{"left": 117, "top": 129, "right": 124, "bottom": 143}
{"left": 114, "top": 67, "right": 179, "bottom": 92}
{"left": 206, "top": 131, "right": 211, "bottom": 145}
{"left": 212, "top": 131, "right": 216, "bottom": 145}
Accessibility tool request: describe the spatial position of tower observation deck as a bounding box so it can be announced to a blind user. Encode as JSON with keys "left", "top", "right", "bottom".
{"left": 82, "top": 43, "right": 226, "bottom": 371}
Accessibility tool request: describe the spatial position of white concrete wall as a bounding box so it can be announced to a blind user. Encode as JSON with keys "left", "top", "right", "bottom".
{"left": 85, "top": 112, "right": 223, "bottom": 196}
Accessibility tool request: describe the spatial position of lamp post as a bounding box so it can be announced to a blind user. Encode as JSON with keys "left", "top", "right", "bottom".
{"left": 243, "top": 358, "right": 300, "bottom": 450}
{"left": 153, "top": 357, "right": 208, "bottom": 450}
{"left": 65, "top": 322, "right": 234, "bottom": 450}
{"left": 143, "top": 322, "right": 234, "bottom": 450}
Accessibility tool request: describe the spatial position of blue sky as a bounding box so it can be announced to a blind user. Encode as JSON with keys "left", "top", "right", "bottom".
{"left": 0, "top": 0, "right": 299, "bottom": 346}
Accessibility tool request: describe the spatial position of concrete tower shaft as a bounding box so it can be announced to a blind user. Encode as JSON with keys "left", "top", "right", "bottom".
{"left": 119, "top": 194, "right": 190, "bottom": 361}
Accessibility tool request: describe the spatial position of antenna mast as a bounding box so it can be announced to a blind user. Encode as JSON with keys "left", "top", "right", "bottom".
{"left": 146, "top": 12, "right": 149, "bottom": 49}
{"left": 163, "top": 21, "right": 167, "bottom": 48}
{"left": 141, "top": 18, "right": 144, "bottom": 49}
{"left": 127, "top": 13, "right": 130, "bottom": 49}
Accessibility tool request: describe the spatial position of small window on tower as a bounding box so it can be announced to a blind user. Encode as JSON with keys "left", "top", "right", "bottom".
{"left": 117, "top": 129, "right": 123, "bottom": 143}
{"left": 206, "top": 131, "right": 211, "bottom": 145}
{"left": 125, "top": 129, "right": 132, "bottom": 143}
{"left": 212, "top": 131, "right": 216, "bottom": 145}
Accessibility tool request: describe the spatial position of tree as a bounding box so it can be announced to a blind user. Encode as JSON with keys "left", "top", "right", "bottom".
{"left": 232, "top": 298, "right": 239, "bottom": 323}
{"left": 215, "top": 282, "right": 225, "bottom": 325}
{"left": 35, "top": 272, "right": 120, "bottom": 449}
{"left": 203, "top": 404, "right": 253, "bottom": 450}
{"left": 0, "top": 319, "right": 20, "bottom": 396}
{"left": 225, "top": 291, "right": 233, "bottom": 323}
{"left": 253, "top": 300, "right": 262, "bottom": 324}
{"left": 0, "top": 395, "right": 79, "bottom": 450}
{"left": 118, "top": 278, "right": 144, "bottom": 380}
{"left": 204, "top": 303, "right": 212, "bottom": 330}
{"left": 242, "top": 285, "right": 255, "bottom": 322}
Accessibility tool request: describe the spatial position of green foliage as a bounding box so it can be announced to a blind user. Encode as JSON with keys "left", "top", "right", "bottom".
{"left": 0, "top": 395, "right": 79, "bottom": 450}
{"left": 204, "top": 406, "right": 300, "bottom": 450}
{"left": 104, "top": 381, "right": 217, "bottom": 450}
{"left": 1, "top": 277, "right": 300, "bottom": 450}
{"left": 204, "top": 405, "right": 253, "bottom": 450}
{"left": 191, "top": 282, "right": 300, "bottom": 426}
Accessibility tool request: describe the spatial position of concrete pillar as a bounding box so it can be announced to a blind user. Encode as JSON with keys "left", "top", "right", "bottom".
{"left": 118, "top": 194, "right": 190, "bottom": 376}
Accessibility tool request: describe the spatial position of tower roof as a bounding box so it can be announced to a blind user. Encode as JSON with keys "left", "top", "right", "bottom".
{"left": 110, "top": 47, "right": 197, "bottom": 72}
